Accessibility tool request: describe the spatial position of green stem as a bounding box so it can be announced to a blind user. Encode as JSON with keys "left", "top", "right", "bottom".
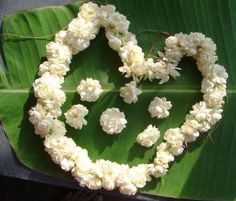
{"left": 138, "top": 29, "right": 172, "bottom": 36}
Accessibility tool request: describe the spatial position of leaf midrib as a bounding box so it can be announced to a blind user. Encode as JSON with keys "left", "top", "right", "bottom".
{"left": 0, "top": 86, "right": 235, "bottom": 93}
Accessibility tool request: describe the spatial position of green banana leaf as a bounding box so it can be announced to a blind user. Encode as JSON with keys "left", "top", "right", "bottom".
{"left": 1, "top": 0, "right": 236, "bottom": 200}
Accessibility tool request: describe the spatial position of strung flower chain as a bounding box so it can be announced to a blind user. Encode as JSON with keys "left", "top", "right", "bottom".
{"left": 28, "top": 2, "right": 228, "bottom": 196}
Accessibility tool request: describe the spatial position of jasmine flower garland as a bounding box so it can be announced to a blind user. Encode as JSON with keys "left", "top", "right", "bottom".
{"left": 28, "top": 2, "right": 228, "bottom": 196}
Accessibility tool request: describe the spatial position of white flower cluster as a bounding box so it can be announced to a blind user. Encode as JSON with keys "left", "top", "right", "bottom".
{"left": 136, "top": 125, "right": 160, "bottom": 148}
{"left": 100, "top": 108, "right": 127, "bottom": 134}
{"left": 98, "top": 4, "right": 181, "bottom": 84}
{"left": 29, "top": 104, "right": 66, "bottom": 138}
{"left": 119, "top": 81, "right": 142, "bottom": 103}
{"left": 72, "top": 159, "right": 151, "bottom": 195}
{"left": 148, "top": 33, "right": 227, "bottom": 179}
{"left": 77, "top": 78, "right": 103, "bottom": 102}
{"left": 28, "top": 1, "right": 228, "bottom": 196}
{"left": 64, "top": 104, "right": 88, "bottom": 129}
{"left": 148, "top": 97, "right": 172, "bottom": 119}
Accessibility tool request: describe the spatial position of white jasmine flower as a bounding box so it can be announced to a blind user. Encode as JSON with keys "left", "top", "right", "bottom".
{"left": 154, "top": 145, "right": 174, "bottom": 166}
{"left": 38, "top": 102, "right": 61, "bottom": 118}
{"left": 65, "top": 104, "right": 89, "bottom": 129}
{"left": 68, "top": 38, "right": 90, "bottom": 55}
{"left": 201, "top": 79, "right": 215, "bottom": 94}
{"left": 105, "top": 30, "right": 122, "bottom": 50}
{"left": 33, "top": 73, "right": 63, "bottom": 100}
{"left": 77, "top": 78, "right": 103, "bottom": 102}
{"left": 119, "top": 42, "right": 144, "bottom": 66}
{"left": 153, "top": 150, "right": 173, "bottom": 173}
{"left": 181, "top": 120, "right": 200, "bottom": 143}
{"left": 35, "top": 117, "right": 53, "bottom": 138}
{"left": 50, "top": 119, "right": 66, "bottom": 136}
{"left": 122, "top": 32, "right": 138, "bottom": 45}
{"left": 164, "top": 47, "right": 184, "bottom": 63}
{"left": 100, "top": 108, "right": 127, "bottom": 134}
{"left": 34, "top": 82, "right": 54, "bottom": 100}
{"left": 60, "top": 158, "right": 75, "bottom": 171}
{"left": 99, "top": 4, "right": 116, "bottom": 25}
{"left": 164, "top": 128, "right": 185, "bottom": 155}
{"left": 38, "top": 60, "right": 69, "bottom": 77}
{"left": 73, "top": 148, "right": 91, "bottom": 172}
{"left": 149, "top": 164, "right": 168, "bottom": 178}
{"left": 190, "top": 101, "right": 212, "bottom": 122}
{"left": 209, "top": 108, "right": 223, "bottom": 124}
{"left": 67, "top": 16, "right": 99, "bottom": 41}
{"left": 87, "top": 164, "right": 104, "bottom": 190}
{"left": 177, "top": 33, "right": 196, "bottom": 54}
{"left": 46, "top": 42, "right": 72, "bottom": 64}
{"left": 44, "top": 136, "right": 77, "bottom": 171}
{"left": 144, "top": 59, "right": 174, "bottom": 84}
{"left": 119, "top": 63, "right": 148, "bottom": 79}
{"left": 197, "top": 52, "right": 218, "bottom": 72}
{"left": 115, "top": 168, "right": 130, "bottom": 188}
{"left": 148, "top": 97, "right": 172, "bottom": 119}
{"left": 119, "top": 81, "right": 141, "bottom": 104}
{"left": 79, "top": 2, "right": 100, "bottom": 21}
{"left": 129, "top": 164, "right": 151, "bottom": 188}
{"left": 198, "top": 121, "right": 211, "bottom": 133}
{"left": 72, "top": 162, "right": 103, "bottom": 190}
{"left": 185, "top": 112, "right": 211, "bottom": 133}
{"left": 29, "top": 110, "right": 41, "bottom": 125}
{"left": 168, "top": 143, "right": 184, "bottom": 156}
{"left": 206, "top": 64, "right": 228, "bottom": 84}
{"left": 55, "top": 30, "right": 67, "bottom": 44}
{"left": 189, "top": 32, "right": 205, "bottom": 46}
{"left": 164, "top": 128, "right": 185, "bottom": 147}
{"left": 107, "top": 12, "right": 130, "bottom": 34}
{"left": 100, "top": 5, "right": 129, "bottom": 33}
{"left": 108, "top": 36, "right": 122, "bottom": 50}
{"left": 51, "top": 88, "right": 66, "bottom": 106}
{"left": 201, "top": 37, "right": 217, "bottom": 52}
{"left": 36, "top": 91, "right": 65, "bottom": 119}
{"left": 29, "top": 104, "right": 47, "bottom": 125}
{"left": 119, "top": 182, "right": 137, "bottom": 196}
{"left": 95, "top": 160, "right": 118, "bottom": 191}
{"left": 203, "top": 90, "right": 225, "bottom": 107}
{"left": 196, "top": 38, "right": 217, "bottom": 70}
{"left": 165, "top": 36, "right": 179, "bottom": 48}
{"left": 166, "top": 62, "right": 181, "bottom": 79}
{"left": 136, "top": 125, "right": 160, "bottom": 148}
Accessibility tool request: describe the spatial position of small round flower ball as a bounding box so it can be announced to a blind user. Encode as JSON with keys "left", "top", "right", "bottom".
{"left": 77, "top": 78, "right": 103, "bottom": 102}
{"left": 100, "top": 108, "right": 127, "bottom": 134}
{"left": 136, "top": 125, "right": 160, "bottom": 148}
{"left": 119, "top": 81, "right": 142, "bottom": 104}
{"left": 64, "top": 104, "right": 88, "bottom": 129}
{"left": 148, "top": 97, "right": 172, "bottom": 119}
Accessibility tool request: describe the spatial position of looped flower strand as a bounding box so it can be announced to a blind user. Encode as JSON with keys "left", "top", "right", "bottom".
{"left": 29, "top": 2, "right": 227, "bottom": 196}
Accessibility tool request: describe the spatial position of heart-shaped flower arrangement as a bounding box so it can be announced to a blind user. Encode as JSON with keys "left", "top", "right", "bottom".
{"left": 28, "top": 2, "right": 228, "bottom": 196}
